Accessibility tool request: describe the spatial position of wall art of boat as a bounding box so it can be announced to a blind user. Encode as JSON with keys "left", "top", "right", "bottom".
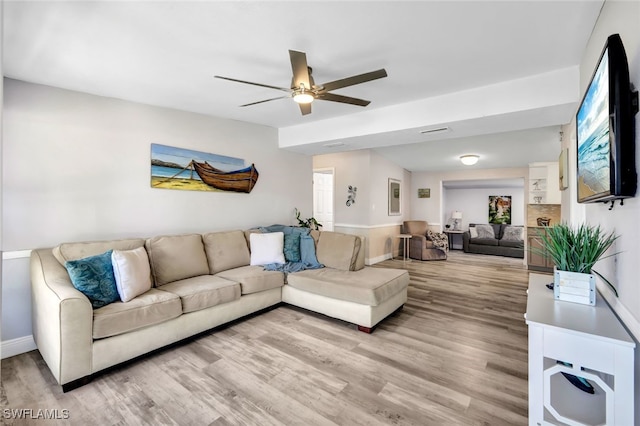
{"left": 150, "top": 143, "right": 259, "bottom": 193}
{"left": 191, "top": 161, "right": 259, "bottom": 193}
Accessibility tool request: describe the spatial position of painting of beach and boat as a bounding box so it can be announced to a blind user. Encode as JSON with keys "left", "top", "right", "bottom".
{"left": 150, "top": 144, "right": 259, "bottom": 193}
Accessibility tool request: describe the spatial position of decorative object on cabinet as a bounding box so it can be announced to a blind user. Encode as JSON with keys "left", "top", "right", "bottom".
{"left": 536, "top": 223, "right": 619, "bottom": 299}
{"left": 488, "top": 195, "right": 511, "bottom": 224}
{"left": 558, "top": 148, "right": 568, "bottom": 190}
{"left": 536, "top": 217, "right": 551, "bottom": 226}
{"left": 417, "top": 188, "right": 430, "bottom": 198}
{"left": 346, "top": 185, "right": 357, "bottom": 206}
{"left": 388, "top": 178, "right": 401, "bottom": 216}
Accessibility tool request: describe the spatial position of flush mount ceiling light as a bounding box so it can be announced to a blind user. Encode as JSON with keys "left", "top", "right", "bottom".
{"left": 460, "top": 155, "right": 479, "bottom": 166}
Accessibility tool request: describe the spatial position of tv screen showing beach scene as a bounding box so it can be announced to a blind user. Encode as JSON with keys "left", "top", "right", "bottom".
{"left": 577, "top": 49, "right": 610, "bottom": 202}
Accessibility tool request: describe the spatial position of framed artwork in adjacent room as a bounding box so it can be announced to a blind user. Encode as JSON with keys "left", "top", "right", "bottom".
{"left": 388, "top": 178, "right": 401, "bottom": 215}
{"left": 488, "top": 195, "right": 511, "bottom": 224}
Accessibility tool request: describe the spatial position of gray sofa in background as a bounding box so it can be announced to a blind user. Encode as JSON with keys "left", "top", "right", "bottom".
{"left": 462, "top": 223, "right": 524, "bottom": 258}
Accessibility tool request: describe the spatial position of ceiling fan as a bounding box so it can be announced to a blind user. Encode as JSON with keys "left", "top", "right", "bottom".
{"left": 215, "top": 50, "right": 387, "bottom": 115}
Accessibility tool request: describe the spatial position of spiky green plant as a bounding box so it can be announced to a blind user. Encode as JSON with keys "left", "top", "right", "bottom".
{"left": 536, "top": 223, "right": 619, "bottom": 296}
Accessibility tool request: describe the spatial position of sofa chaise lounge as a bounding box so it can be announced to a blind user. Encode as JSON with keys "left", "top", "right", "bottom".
{"left": 30, "top": 229, "right": 409, "bottom": 391}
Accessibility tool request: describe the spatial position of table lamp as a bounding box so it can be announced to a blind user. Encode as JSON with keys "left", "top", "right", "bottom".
{"left": 452, "top": 211, "right": 462, "bottom": 230}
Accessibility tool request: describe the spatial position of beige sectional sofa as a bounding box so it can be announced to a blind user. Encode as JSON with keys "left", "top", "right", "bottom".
{"left": 30, "top": 229, "right": 409, "bottom": 391}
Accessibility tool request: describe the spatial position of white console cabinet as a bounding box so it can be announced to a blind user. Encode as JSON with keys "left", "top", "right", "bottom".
{"left": 525, "top": 273, "right": 635, "bottom": 425}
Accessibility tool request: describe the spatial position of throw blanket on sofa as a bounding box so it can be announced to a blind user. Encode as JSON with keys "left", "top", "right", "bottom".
{"left": 426, "top": 230, "right": 448, "bottom": 253}
{"left": 260, "top": 224, "right": 324, "bottom": 273}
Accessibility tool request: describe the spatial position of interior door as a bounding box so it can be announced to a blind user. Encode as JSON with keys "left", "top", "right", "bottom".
{"left": 313, "top": 169, "right": 334, "bottom": 231}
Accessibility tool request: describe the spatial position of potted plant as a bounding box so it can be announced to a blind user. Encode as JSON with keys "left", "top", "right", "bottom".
{"left": 294, "top": 208, "right": 323, "bottom": 230}
{"left": 537, "top": 223, "right": 619, "bottom": 302}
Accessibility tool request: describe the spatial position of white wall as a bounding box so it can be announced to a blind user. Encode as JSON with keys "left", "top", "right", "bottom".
{"left": 1, "top": 79, "right": 312, "bottom": 348}
{"left": 313, "top": 150, "right": 371, "bottom": 227}
{"left": 1, "top": 0, "right": 4, "bottom": 359}
{"left": 444, "top": 186, "right": 525, "bottom": 230}
{"left": 567, "top": 1, "right": 640, "bottom": 421}
{"left": 411, "top": 167, "right": 528, "bottom": 231}
{"left": 313, "top": 149, "right": 411, "bottom": 263}
{"left": 313, "top": 149, "right": 410, "bottom": 227}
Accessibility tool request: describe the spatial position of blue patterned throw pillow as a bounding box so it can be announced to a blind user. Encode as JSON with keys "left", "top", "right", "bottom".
{"left": 283, "top": 232, "right": 301, "bottom": 262}
{"left": 65, "top": 250, "right": 120, "bottom": 308}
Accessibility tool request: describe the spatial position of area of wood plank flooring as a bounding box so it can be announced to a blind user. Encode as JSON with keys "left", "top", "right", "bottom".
{"left": 1, "top": 251, "right": 533, "bottom": 425}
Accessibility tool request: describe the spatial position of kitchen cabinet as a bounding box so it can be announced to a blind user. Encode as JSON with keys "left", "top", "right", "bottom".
{"left": 527, "top": 229, "right": 554, "bottom": 272}
{"left": 529, "top": 162, "right": 561, "bottom": 205}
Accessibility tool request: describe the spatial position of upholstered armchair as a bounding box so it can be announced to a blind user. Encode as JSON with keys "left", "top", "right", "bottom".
{"left": 402, "top": 221, "right": 448, "bottom": 261}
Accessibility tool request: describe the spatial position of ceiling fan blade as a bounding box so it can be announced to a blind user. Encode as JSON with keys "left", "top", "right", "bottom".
{"left": 317, "top": 92, "right": 370, "bottom": 107}
{"left": 299, "top": 103, "right": 312, "bottom": 115}
{"left": 320, "top": 69, "right": 387, "bottom": 92}
{"left": 214, "top": 75, "right": 290, "bottom": 93}
{"left": 240, "top": 96, "right": 290, "bottom": 107}
{"left": 289, "top": 50, "right": 311, "bottom": 89}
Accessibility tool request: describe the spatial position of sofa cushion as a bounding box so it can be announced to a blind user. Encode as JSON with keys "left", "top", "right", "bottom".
{"left": 65, "top": 250, "right": 120, "bottom": 309}
{"left": 499, "top": 239, "right": 524, "bottom": 248}
{"left": 157, "top": 275, "right": 240, "bottom": 313}
{"left": 53, "top": 238, "right": 146, "bottom": 266}
{"left": 469, "top": 237, "right": 500, "bottom": 246}
{"left": 316, "top": 232, "right": 361, "bottom": 271}
{"left": 92, "top": 288, "right": 182, "bottom": 339}
{"left": 215, "top": 265, "right": 284, "bottom": 295}
{"left": 203, "top": 230, "right": 251, "bottom": 274}
{"left": 287, "top": 267, "right": 408, "bottom": 306}
{"left": 145, "top": 234, "right": 210, "bottom": 286}
{"left": 111, "top": 247, "right": 153, "bottom": 303}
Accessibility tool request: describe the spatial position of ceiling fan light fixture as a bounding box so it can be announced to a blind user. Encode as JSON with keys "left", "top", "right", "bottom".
{"left": 460, "top": 155, "right": 479, "bottom": 166}
{"left": 293, "top": 88, "right": 314, "bottom": 104}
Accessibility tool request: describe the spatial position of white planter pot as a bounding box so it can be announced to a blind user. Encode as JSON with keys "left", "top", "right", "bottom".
{"left": 553, "top": 268, "right": 596, "bottom": 306}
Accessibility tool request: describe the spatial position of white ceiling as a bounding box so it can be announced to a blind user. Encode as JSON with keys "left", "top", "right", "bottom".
{"left": 3, "top": 1, "right": 603, "bottom": 171}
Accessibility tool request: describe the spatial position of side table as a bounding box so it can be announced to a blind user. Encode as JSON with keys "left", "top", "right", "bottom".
{"left": 396, "top": 234, "right": 412, "bottom": 262}
{"left": 444, "top": 230, "right": 464, "bottom": 250}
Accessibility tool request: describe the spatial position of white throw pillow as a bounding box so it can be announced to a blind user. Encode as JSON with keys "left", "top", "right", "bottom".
{"left": 111, "top": 247, "right": 152, "bottom": 302}
{"left": 250, "top": 232, "right": 285, "bottom": 265}
{"left": 469, "top": 227, "right": 478, "bottom": 238}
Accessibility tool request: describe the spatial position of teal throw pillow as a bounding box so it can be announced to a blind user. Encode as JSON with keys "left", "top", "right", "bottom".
{"left": 283, "top": 232, "right": 301, "bottom": 262}
{"left": 65, "top": 250, "right": 120, "bottom": 309}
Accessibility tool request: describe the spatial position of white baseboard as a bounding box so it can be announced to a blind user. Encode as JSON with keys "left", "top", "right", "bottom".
{"left": 2, "top": 335, "right": 37, "bottom": 359}
{"left": 366, "top": 253, "right": 393, "bottom": 265}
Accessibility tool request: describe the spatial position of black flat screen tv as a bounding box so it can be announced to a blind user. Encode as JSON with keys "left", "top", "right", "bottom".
{"left": 576, "top": 33, "right": 638, "bottom": 204}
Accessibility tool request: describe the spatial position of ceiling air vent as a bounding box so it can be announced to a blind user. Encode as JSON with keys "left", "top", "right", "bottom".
{"left": 420, "top": 126, "right": 450, "bottom": 135}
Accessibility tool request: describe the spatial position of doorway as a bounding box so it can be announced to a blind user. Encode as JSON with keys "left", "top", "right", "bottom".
{"left": 313, "top": 168, "right": 334, "bottom": 231}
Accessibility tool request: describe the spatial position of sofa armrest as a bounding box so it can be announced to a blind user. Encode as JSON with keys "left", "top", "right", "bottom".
{"left": 30, "top": 249, "right": 93, "bottom": 386}
{"left": 463, "top": 231, "right": 471, "bottom": 252}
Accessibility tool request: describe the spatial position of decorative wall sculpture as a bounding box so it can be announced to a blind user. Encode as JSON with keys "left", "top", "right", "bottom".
{"left": 346, "top": 185, "right": 357, "bottom": 206}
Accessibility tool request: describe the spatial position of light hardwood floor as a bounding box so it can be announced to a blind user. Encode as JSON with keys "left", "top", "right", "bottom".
{"left": 1, "top": 251, "right": 532, "bottom": 425}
